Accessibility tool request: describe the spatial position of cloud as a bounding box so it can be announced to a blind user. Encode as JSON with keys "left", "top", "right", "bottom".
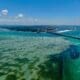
{"left": 1, "top": 9, "right": 8, "bottom": 16}
{"left": 16, "top": 13, "right": 24, "bottom": 18}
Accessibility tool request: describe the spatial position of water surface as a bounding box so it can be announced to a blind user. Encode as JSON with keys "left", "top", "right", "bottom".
{"left": 0, "top": 29, "right": 80, "bottom": 80}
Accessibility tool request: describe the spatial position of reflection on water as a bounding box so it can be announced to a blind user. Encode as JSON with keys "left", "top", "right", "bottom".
{"left": 0, "top": 31, "right": 80, "bottom": 80}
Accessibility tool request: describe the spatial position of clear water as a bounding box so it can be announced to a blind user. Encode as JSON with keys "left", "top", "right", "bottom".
{"left": 0, "top": 30, "right": 80, "bottom": 80}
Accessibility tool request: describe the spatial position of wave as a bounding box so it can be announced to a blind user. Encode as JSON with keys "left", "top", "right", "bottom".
{"left": 57, "top": 30, "right": 72, "bottom": 33}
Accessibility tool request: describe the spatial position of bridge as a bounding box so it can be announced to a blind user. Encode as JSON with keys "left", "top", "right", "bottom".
{"left": 48, "top": 32, "right": 80, "bottom": 40}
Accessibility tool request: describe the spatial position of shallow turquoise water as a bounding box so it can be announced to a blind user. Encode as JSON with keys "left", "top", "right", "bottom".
{"left": 61, "top": 30, "right": 80, "bottom": 38}
{"left": 0, "top": 30, "right": 80, "bottom": 80}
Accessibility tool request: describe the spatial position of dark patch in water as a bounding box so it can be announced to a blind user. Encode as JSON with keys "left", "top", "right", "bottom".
{"left": 15, "top": 58, "right": 29, "bottom": 64}
{"left": 69, "top": 45, "right": 80, "bottom": 59}
{"left": 47, "top": 54, "right": 63, "bottom": 80}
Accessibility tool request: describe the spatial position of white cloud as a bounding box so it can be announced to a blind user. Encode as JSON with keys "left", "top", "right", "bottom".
{"left": 16, "top": 13, "right": 24, "bottom": 18}
{"left": 1, "top": 9, "right": 8, "bottom": 16}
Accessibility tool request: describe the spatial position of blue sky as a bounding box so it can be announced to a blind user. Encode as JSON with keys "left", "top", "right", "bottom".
{"left": 0, "top": 0, "right": 80, "bottom": 25}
